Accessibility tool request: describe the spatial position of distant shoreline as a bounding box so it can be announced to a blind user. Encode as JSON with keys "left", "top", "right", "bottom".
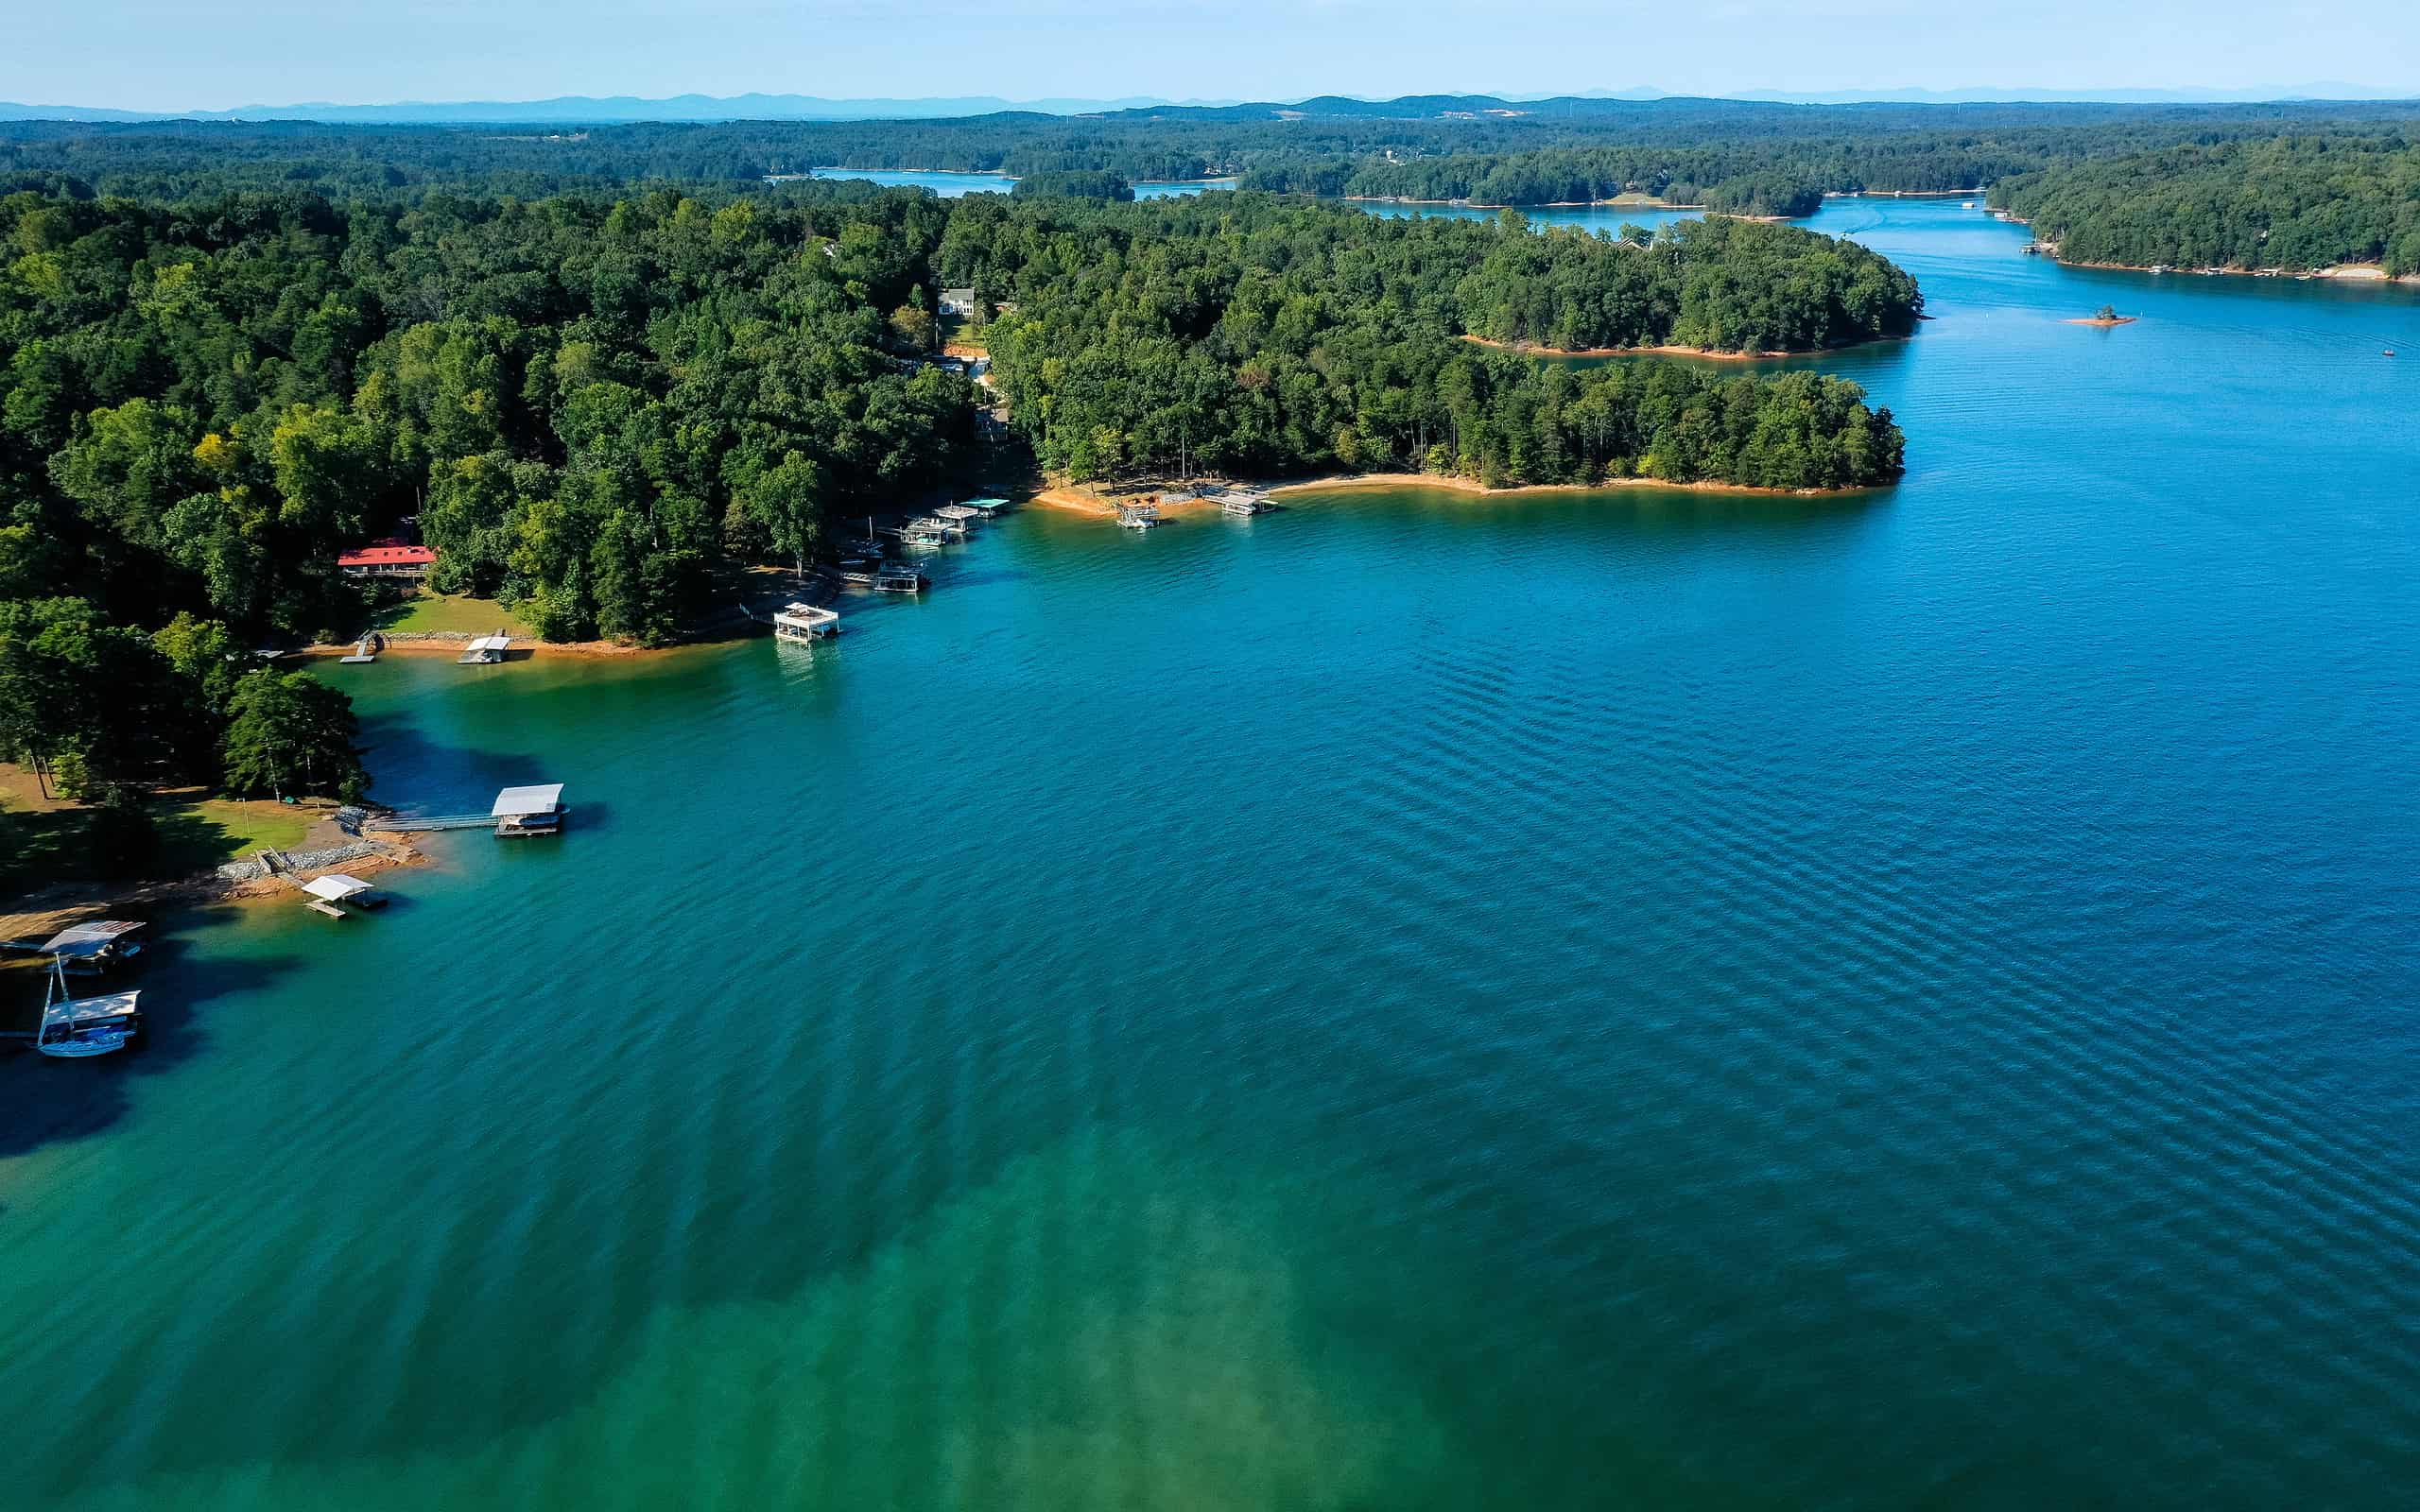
{"left": 1271, "top": 471, "right": 1875, "bottom": 501}
{"left": 1459, "top": 331, "right": 1910, "bottom": 361}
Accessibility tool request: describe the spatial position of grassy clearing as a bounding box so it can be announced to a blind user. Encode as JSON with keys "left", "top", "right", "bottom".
{"left": 0, "top": 766, "right": 323, "bottom": 900}
{"left": 370, "top": 593, "right": 530, "bottom": 637}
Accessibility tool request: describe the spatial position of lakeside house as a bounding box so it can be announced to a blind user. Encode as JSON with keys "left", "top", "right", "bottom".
{"left": 939, "top": 287, "right": 979, "bottom": 318}
{"left": 337, "top": 541, "right": 438, "bottom": 580}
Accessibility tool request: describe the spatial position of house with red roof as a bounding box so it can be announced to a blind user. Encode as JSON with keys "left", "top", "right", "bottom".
{"left": 337, "top": 540, "right": 438, "bottom": 580}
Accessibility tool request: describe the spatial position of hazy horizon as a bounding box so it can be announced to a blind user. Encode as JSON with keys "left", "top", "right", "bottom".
{"left": 11, "top": 0, "right": 2416, "bottom": 115}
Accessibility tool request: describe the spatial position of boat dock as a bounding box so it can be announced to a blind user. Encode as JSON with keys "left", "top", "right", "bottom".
{"left": 458, "top": 631, "right": 511, "bottom": 665}
{"left": 773, "top": 601, "right": 840, "bottom": 641}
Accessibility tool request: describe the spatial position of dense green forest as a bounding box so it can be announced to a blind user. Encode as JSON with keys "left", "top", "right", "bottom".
{"left": 1989, "top": 135, "right": 2420, "bottom": 274}
{"left": 0, "top": 163, "right": 1916, "bottom": 838}
{"left": 10, "top": 98, "right": 2420, "bottom": 210}
{"left": 948, "top": 197, "right": 1909, "bottom": 488}
{"left": 0, "top": 181, "right": 975, "bottom": 817}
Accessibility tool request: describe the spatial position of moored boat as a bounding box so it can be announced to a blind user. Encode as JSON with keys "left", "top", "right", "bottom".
{"left": 37, "top": 957, "right": 140, "bottom": 1058}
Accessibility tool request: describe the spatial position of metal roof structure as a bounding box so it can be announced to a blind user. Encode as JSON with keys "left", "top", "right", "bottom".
{"left": 492, "top": 783, "right": 565, "bottom": 817}
{"left": 39, "top": 919, "right": 146, "bottom": 959}
{"left": 302, "top": 874, "right": 374, "bottom": 902}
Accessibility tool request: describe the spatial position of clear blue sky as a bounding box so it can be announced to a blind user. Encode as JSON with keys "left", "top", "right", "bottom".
{"left": 16, "top": 0, "right": 2418, "bottom": 109}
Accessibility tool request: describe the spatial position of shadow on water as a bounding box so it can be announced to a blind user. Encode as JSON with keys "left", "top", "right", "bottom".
{"left": 353, "top": 716, "right": 555, "bottom": 813}
{"left": 0, "top": 911, "right": 302, "bottom": 1164}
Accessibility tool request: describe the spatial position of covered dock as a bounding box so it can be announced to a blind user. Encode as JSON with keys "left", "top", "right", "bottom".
{"left": 41, "top": 919, "right": 147, "bottom": 973}
{"left": 493, "top": 783, "right": 567, "bottom": 838}
{"left": 772, "top": 601, "right": 840, "bottom": 641}
{"left": 300, "top": 873, "right": 386, "bottom": 917}
{"left": 459, "top": 631, "right": 512, "bottom": 665}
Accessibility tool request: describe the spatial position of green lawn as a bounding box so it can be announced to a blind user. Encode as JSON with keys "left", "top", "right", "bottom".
{"left": 151, "top": 797, "right": 319, "bottom": 876}
{"left": 1, "top": 766, "right": 323, "bottom": 897}
{"left": 371, "top": 593, "right": 530, "bottom": 637}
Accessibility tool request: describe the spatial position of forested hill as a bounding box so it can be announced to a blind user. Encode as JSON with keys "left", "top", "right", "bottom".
{"left": 952, "top": 197, "right": 1910, "bottom": 490}
{"left": 1988, "top": 135, "right": 2420, "bottom": 275}
{"left": 10, "top": 100, "right": 2420, "bottom": 210}
{"left": 0, "top": 184, "right": 977, "bottom": 650}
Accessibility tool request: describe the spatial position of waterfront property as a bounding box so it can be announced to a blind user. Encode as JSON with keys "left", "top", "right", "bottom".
{"left": 337, "top": 541, "right": 438, "bottom": 579}
{"left": 491, "top": 783, "right": 567, "bottom": 838}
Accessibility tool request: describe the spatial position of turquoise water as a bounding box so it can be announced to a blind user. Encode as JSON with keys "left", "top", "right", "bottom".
{"left": 6, "top": 200, "right": 2420, "bottom": 1508}
{"left": 800, "top": 167, "right": 1233, "bottom": 198}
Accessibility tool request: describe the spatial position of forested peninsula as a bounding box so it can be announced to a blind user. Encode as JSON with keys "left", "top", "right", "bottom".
{"left": 1988, "top": 135, "right": 2420, "bottom": 276}
{"left": 0, "top": 175, "right": 1909, "bottom": 849}
{"left": 953, "top": 197, "right": 1913, "bottom": 487}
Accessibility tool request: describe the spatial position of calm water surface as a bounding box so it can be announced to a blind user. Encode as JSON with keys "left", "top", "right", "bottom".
{"left": 6, "top": 201, "right": 2419, "bottom": 1509}
{"left": 799, "top": 167, "right": 1232, "bottom": 198}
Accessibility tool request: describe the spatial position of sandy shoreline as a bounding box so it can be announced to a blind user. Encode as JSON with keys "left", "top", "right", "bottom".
{"left": 1028, "top": 467, "right": 1873, "bottom": 512}
{"left": 302, "top": 635, "right": 648, "bottom": 661}
{"left": 1459, "top": 332, "right": 1907, "bottom": 362}
{"left": 2065, "top": 316, "right": 2139, "bottom": 327}
{"left": 1270, "top": 471, "right": 1873, "bottom": 501}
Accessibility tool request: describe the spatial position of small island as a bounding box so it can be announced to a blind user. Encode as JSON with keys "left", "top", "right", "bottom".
{"left": 2066, "top": 304, "right": 2139, "bottom": 327}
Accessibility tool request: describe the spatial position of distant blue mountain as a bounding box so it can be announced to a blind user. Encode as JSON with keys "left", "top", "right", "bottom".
{"left": 1, "top": 85, "right": 2411, "bottom": 127}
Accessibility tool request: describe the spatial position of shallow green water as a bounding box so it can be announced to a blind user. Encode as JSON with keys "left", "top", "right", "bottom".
{"left": 6, "top": 201, "right": 2419, "bottom": 1508}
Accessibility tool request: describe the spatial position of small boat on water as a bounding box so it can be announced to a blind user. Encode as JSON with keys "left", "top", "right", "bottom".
{"left": 872, "top": 563, "right": 925, "bottom": 593}
{"left": 1115, "top": 503, "right": 1161, "bottom": 530}
{"left": 37, "top": 956, "right": 141, "bottom": 1058}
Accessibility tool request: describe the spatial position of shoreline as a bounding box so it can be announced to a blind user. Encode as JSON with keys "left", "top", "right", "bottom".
{"left": 1269, "top": 471, "right": 1877, "bottom": 501}
{"left": 1459, "top": 331, "right": 1909, "bottom": 362}
{"left": 1345, "top": 195, "right": 1707, "bottom": 212}
{"left": 1993, "top": 221, "right": 2419, "bottom": 284}
{"left": 1028, "top": 468, "right": 1880, "bottom": 512}
{"left": 2065, "top": 316, "right": 2139, "bottom": 327}
{"left": 0, "top": 835, "right": 430, "bottom": 942}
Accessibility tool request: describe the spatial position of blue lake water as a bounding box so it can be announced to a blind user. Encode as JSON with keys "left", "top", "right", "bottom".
{"left": 4, "top": 199, "right": 2419, "bottom": 1509}
{"left": 798, "top": 167, "right": 1233, "bottom": 198}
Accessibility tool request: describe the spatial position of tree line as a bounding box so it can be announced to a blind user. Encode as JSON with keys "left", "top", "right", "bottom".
{"left": 1988, "top": 133, "right": 2420, "bottom": 275}
{"left": 0, "top": 180, "right": 976, "bottom": 826}
{"left": 953, "top": 196, "right": 1910, "bottom": 490}
{"left": 12, "top": 99, "right": 2420, "bottom": 210}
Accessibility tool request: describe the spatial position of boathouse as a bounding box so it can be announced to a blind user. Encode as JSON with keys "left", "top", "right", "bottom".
{"left": 459, "top": 631, "right": 511, "bottom": 665}
{"left": 492, "top": 783, "right": 566, "bottom": 838}
{"left": 300, "top": 873, "right": 385, "bottom": 917}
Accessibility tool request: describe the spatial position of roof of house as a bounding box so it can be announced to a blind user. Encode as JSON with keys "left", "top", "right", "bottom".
{"left": 337, "top": 542, "right": 438, "bottom": 568}
{"left": 493, "top": 783, "right": 565, "bottom": 817}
